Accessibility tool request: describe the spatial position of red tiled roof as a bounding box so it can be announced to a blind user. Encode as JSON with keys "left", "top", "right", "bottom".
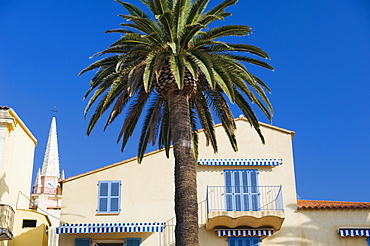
{"left": 297, "top": 200, "right": 370, "bottom": 209}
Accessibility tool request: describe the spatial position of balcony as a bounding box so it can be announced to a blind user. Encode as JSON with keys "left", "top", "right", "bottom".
{"left": 0, "top": 204, "right": 15, "bottom": 240}
{"left": 206, "top": 186, "right": 285, "bottom": 230}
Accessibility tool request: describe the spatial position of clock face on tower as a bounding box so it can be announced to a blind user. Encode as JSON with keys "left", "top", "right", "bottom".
{"left": 45, "top": 179, "right": 55, "bottom": 188}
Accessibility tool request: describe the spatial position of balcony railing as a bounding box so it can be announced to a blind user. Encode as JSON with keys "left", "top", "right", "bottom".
{"left": 207, "top": 186, "right": 283, "bottom": 213}
{"left": 0, "top": 204, "right": 15, "bottom": 240}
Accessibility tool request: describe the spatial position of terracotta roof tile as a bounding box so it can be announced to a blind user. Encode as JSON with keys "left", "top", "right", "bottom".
{"left": 297, "top": 199, "right": 370, "bottom": 210}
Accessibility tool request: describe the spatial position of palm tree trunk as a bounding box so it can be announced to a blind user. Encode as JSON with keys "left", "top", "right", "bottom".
{"left": 168, "top": 89, "right": 199, "bottom": 246}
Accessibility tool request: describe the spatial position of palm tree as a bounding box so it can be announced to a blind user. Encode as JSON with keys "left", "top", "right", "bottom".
{"left": 79, "top": 0, "right": 273, "bottom": 245}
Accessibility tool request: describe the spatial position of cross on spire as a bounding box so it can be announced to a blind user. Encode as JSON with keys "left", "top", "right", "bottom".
{"left": 51, "top": 106, "right": 58, "bottom": 115}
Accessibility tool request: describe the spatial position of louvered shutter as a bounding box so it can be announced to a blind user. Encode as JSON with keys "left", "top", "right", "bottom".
{"left": 110, "top": 181, "right": 121, "bottom": 212}
{"left": 252, "top": 237, "right": 260, "bottom": 246}
{"left": 75, "top": 238, "right": 91, "bottom": 246}
{"left": 227, "top": 237, "right": 260, "bottom": 246}
{"left": 249, "top": 171, "right": 260, "bottom": 211}
{"left": 98, "top": 181, "right": 121, "bottom": 213}
{"left": 224, "top": 171, "right": 233, "bottom": 211}
{"left": 126, "top": 238, "right": 141, "bottom": 246}
{"left": 98, "top": 181, "right": 109, "bottom": 213}
{"left": 224, "top": 170, "right": 260, "bottom": 211}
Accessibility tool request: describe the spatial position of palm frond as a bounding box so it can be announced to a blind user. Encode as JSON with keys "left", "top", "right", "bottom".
{"left": 137, "top": 95, "right": 164, "bottom": 162}
{"left": 116, "top": 1, "right": 149, "bottom": 18}
{"left": 169, "top": 54, "right": 185, "bottom": 89}
{"left": 117, "top": 87, "right": 150, "bottom": 150}
{"left": 158, "top": 102, "right": 171, "bottom": 158}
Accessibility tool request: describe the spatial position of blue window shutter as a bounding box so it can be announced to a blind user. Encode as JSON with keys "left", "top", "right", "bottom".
{"left": 75, "top": 238, "right": 91, "bottom": 246}
{"left": 224, "top": 171, "right": 233, "bottom": 211}
{"left": 251, "top": 237, "right": 260, "bottom": 246}
{"left": 224, "top": 170, "right": 259, "bottom": 211}
{"left": 110, "top": 181, "right": 121, "bottom": 213}
{"left": 126, "top": 238, "right": 141, "bottom": 246}
{"left": 98, "top": 181, "right": 121, "bottom": 213}
{"left": 249, "top": 171, "right": 260, "bottom": 211}
{"left": 227, "top": 237, "right": 260, "bottom": 246}
{"left": 98, "top": 181, "right": 109, "bottom": 213}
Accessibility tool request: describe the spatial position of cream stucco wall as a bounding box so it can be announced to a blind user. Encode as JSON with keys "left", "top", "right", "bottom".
{"left": 59, "top": 118, "right": 369, "bottom": 246}
{"left": 59, "top": 118, "right": 299, "bottom": 245}
{"left": 8, "top": 209, "right": 50, "bottom": 246}
{"left": 0, "top": 108, "right": 38, "bottom": 246}
{"left": 0, "top": 108, "right": 36, "bottom": 210}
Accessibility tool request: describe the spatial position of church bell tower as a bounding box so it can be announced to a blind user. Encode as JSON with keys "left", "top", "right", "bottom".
{"left": 30, "top": 116, "right": 64, "bottom": 227}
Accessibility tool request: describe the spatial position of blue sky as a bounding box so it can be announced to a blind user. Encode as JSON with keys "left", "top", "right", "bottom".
{"left": 1, "top": 0, "right": 369, "bottom": 202}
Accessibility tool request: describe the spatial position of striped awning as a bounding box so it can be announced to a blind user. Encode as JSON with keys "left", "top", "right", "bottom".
{"left": 339, "top": 228, "right": 370, "bottom": 237}
{"left": 216, "top": 229, "right": 273, "bottom": 237}
{"left": 199, "top": 159, "right": 282, "bottom": 166}
{"left": 56, "top": 222, "right": 165, "bottom": 234}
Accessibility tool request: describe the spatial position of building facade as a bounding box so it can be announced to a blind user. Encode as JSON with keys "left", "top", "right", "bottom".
{"left": 57, "top": 117, "right": 370, "bottom": 246}
{"left": 0, "top": 107, "right": 50, "bottom": 246}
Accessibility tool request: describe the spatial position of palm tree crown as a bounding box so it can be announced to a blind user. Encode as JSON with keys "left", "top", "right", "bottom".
{"left": 80, "top": 0, "right": 274, "bottom": 162}
{"left": 81, "top": 1, "right": 274, "bottom": 245}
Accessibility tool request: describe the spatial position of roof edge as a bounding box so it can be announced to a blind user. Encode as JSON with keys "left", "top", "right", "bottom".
{"left": 63, "top": 118, "right": 294, "bottom": 182}
{"left": 196, "top": 117, "right": 295, "bottom": 138}
{"left": 62, "top": 147, "right": 168, "bottom": 183}
{"left": 8, "top": 108, "right": 37, "bottom": 146}
{"left": 297, "top": 199, "right": 370, "bottom": 210}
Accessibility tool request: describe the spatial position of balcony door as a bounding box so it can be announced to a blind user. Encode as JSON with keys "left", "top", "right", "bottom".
{"left": 224, "top": 170, "right": 260, "bottom": 211}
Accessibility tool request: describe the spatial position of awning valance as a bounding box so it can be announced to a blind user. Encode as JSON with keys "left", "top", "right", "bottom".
{"left": 216, "top": 229, "right": 273, "bottom": 237}
{"left": 56, "top": 222, "right": 165, "bottom": 234}
{"left": 339, "top": 228, "right": 370, "bottom": 237}
{"left": 199, "top": 159, "right": 282, "bottom": 166}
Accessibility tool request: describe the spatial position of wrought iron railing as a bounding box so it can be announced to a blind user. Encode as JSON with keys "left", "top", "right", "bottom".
{"left": 0, "top": 204, "right": 15, "bottom": 234}
{"left": 206, "top": 186, "right": 284, "bottom": 213}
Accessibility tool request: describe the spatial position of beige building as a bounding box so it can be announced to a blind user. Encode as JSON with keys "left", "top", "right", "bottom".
{"left": 57, "top": 117, "right": 370, "bottom": 246}
{"left": 0, "top": 106, "right": 50, "bottom": 246}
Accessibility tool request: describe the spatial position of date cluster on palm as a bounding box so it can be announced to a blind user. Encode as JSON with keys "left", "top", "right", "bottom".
{"left": 156, "top": 64, "right": 198, "bottom": 98}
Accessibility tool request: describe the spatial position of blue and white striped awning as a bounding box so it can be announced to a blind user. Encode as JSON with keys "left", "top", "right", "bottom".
{"left": 216, "top": 229, "right": 273, "bottom": 237}
{"left": 56, "top": 222, "right": 165, "bottom": 234}
{"left": 199, "top": 159, "right": 282, "bottom": 166}
{"left": 339, "top": 228, "right": 370, "bottom": 237}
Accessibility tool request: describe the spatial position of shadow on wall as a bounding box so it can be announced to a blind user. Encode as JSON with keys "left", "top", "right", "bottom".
{"left": 0, "top": 173, "right": 9, "bottom": 201}
{"left": 9, "top": 224, "right": 48, "bottom": 246}
{"left": 59, "top": 212, "right": 86, "bottom": 224}
{"left": 264, "top": 202, "right": 369, "bottom": 245}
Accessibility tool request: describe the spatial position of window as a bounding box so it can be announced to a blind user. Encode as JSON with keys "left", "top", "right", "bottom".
{"left": 93, "top": 240, "right": 124, "bottom": 246}
{"left": 75, "top": 238, "right": 92, "bottom": 246}
{"left": 224, "top": 170, "right": 259, "bottom": 211}
{"left": 228, "top": 237, "right": 260, "bottom": 246}
{"left": 22, "top": 219, "right": 37, "bottom": 228}
{"left": 97, "top": 181, "right": 121, "bottom": 213}
{"left": 92, "top": 239, "right": 139, "bottom": 246}
{"left": 126, "top": 238, "right": 141, "bottom": 246}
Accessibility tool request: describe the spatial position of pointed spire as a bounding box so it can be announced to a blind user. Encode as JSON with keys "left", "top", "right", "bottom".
{"left": 41, "top": 117, "right": 60, "bottom": 178}
{"left": 33, "top": 168, "right": 41, "bottom": 187}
